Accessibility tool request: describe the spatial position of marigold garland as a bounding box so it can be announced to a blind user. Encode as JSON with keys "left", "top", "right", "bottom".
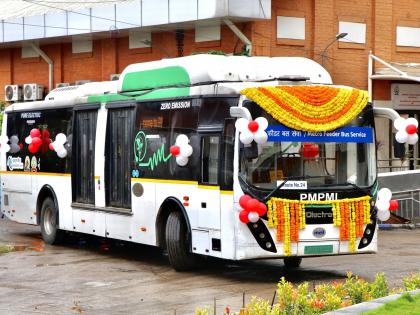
{"left": 240, "top": 86, "right": 369, "bottom": 132}
{"left": 267, "top": 196, "right": 371, "bottom": 256}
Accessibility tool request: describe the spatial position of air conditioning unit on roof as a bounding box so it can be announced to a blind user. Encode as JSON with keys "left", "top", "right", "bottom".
{"left": 75, "top": 80, "right": 92, "bottom": 86}
{"left": 56, "top": 82, "right": 70, "bottom": 88}
{"left": 4, "top": 85, "right": 22, "bottom": 102}
{"left": 23, "top": 84, "right": 44, "bottom": 101}
{"left": 110, "top": 74, "right": 120, "bottom": 81}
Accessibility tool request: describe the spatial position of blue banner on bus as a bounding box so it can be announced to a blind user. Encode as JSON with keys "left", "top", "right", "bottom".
{"left": 266, "top": 125, "right": 373, "bottom": 143}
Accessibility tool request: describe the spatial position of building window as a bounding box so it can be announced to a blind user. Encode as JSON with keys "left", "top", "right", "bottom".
{"left": 72, "top": 38, "right": 93, "bottom": 54}
{"left": 396, "top": 26, "right": 420, "bottom": 48}
{"left": 129, "top": 31, "right": 151, "bottom": 49}
{"left": 276, "top": 16, "right": 305, "bottom": 40}
{"left": 22, "top": 46, "right": 39, "bottom": 59}
{"left": 195, "top": 23, "right": 221, "bottom": 43}
{"left": 338, "top": 21, "right": 366, "bottom": 44}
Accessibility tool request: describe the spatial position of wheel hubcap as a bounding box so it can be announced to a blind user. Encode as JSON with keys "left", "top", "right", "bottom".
{"left": 44, "top": 207, "right": 54, "bottom": 235}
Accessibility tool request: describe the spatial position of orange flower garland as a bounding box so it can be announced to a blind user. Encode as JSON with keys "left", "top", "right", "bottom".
{"left": 240, "top": 86, "right": 369, "bottom": 132}
{"left": 267, "top": 196, "right": 371, "bottom": 256}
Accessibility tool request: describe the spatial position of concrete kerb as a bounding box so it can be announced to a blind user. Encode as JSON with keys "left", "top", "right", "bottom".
{"left": 378, "top": 223, "right": 420, "bottom": 230}
{"left": 322, "top": 289, "right": 420, "bottom": 315}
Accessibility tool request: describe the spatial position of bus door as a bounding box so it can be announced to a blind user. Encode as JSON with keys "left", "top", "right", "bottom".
{"left": 198, "top": 130, "right": 222, "bottom": 230}
{"left": 103, "top": 104, "right": 135, "bottom": 240}
{"left": 71, "top": 105, "right": 104, "bottom": 235}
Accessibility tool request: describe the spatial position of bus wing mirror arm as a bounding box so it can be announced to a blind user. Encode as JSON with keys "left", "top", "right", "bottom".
{"left": 230, "top": 107, "right": 252, "bottom": 121}
{"left": 373, "top": 107, "right": 400, "bottom": 121}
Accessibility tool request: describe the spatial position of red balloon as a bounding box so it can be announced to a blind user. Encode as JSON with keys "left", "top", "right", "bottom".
{"left": 257, "top": 202, "right": 267, "bottom": 216}
{"left": 30, "top": 128, "right": 41, "bottom": 138}
{"left": 42, "top": 129, "right": 50, "bottom": 138}
{"left": 31, "top": 137, "right": 42, "bottom": 147}
{"left": 302, "top": 143, "right": 319, "bottom": 158}
{"left": 49, "top": 143, "right": 55, "bottom": 151}
{"left": 170, "top": 145, "right": 180, "bottom": 156}
{"left": 28, "top": 143, "right": 37, "bottom": 154}
{"left": 239, "top": 195, "right": 252, "bottom": 209}
{"left": 248, "top": 121, "right": 259, "bottom": 133}
{"left": 406, "top": 124, "right": 417, "bottom": 135}
{"left": 18, "top": 143, "right": 23, "bottom": 149}
{"left": 389, "top": 200, "right": 398, "bottom": 211}
{"left": 246, "top": 198, "right": 260, "bottom": 212}
{"left": 239, "top": 210, "right": 250, "bottom": 224}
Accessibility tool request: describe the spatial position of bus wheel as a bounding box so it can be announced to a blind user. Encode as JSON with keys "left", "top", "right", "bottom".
{"left": 283, "top": 257, "right": 302, "bottom": 269}
{"left": 40, "top": 197, "right": 63, "bottom": 245}
{"left": 165, "top": 211, "right": 196, "bottom": 271}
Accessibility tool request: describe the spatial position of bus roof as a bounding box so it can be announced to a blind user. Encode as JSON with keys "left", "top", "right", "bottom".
{"left": 5, "top": 55, "right": 332, "bottom": 112}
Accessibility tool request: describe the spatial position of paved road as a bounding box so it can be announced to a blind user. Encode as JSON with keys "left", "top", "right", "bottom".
{"left": 0, "top": 218, "right": 419, "bottom": 314}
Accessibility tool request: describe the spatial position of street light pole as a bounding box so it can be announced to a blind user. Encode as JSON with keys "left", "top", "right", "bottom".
{"left": 321, "top": 32, "right": 348, "bottom": 66}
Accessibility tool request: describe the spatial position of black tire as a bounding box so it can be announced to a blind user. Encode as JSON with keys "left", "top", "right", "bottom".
{"left": 284, "top": 257, "right": 302, "bottom": 269}
{"left": 165, "top": 211, "right": 196, "bottom": 271}
{"left": 40, "top": 197, "right": 64, "bottom": 245}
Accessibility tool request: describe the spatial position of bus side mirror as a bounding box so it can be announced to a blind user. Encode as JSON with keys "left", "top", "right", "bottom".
{"left": 393, "top": 137, "right": 406, "bottom": 158}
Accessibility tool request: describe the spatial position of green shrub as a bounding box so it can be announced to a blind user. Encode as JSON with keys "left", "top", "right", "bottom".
{"left": 403, "top": 271, "right": 420, "bottom": 291}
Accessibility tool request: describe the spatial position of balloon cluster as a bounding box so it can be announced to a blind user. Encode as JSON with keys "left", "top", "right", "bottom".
{"left": 235, "top": 117, "right": 268, "bottom": 145}
{"left": 170, "top": 134, "right": 193, "bottom": 166}
{"left": 394, "top": 117, "right": 419, "bottom": 144}
{"left": 41, "top": 130, "right": 52, "bottom": 153}
{"left": 49, "top": 133, "right": 68, "bottom": 158}
{"left": 238, "top": 195, "right": 267, "bottom": 224}
{"left": 301, "top": 143, "right": 319, "bottom": 158}
{"left": 375, "top": 188, "right": 398, "bottom": 221}
{"left": 25, "top": 129, "right": 43, "bottom": 154}
{"left": 0, "top": 136, "right": 10, "bottom": 152}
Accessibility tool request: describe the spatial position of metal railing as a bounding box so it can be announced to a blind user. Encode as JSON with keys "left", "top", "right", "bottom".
{"left": 392, "top": 189, "right": 420, "bottom": 222}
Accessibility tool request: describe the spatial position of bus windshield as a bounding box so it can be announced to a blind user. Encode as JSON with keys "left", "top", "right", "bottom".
{"left": 239, "top": 101, "right": 377, "bottom": 190}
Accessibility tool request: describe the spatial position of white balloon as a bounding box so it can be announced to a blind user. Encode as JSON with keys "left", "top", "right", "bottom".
{"left": 180, "top": 144, "right": 193, "bottom": 157}
{"left": 378, "top": 188, "right": 392, "bottom": 201}
{"left": 55, "top": 133, "right": 67, "bottom": 144}
{"left": 248, "top": 211, "right": 259, "bottom": 223}
{"left": 25, "top": 136, "right": 32, "bottom": 144}
{"left": 9, "top": 135, "right": 18, "bottom": 143}
{"left": 53, "top": 143, "right": 65, "bottom": 152}
{"left": 235, "top": 118, "right": 249, "bottom": 132}
{"left": 407, "top": 133, "right": 419, "bottom": 145}
{"left": 254, "top": 130, "right": 268, "bottom": 144}
{"left": 255, "top": 117, "right": 268, "bottom": 131}
{"left": 395, "top": 130, "right": 408, "bottom": 143}
{"left": 0, "top": 135, "right": 8, "bottom": 144}
{"left": 406, "top": 117, "right": 419, "bottom": 128}
{"left": 377, "top": 210, "right": 390, "bottom": 222}
{"left": 240, "top": 130, "right": 254, "bottom": 145}
{"left": 176, "top": 155, "right": 188, "bottom": 166}
{"left": 376, "top": 199, "right": 390, "bottom": 212}
{"left": 9, "top": 144, "right": 20, "bottom": 153}
{"left": 57, "top": 148, "right": 67, "bottom": 158}
{"left": 394, "top": 117, "right": 407, "bottom": 130}
{"left": 1, "top": 143, "right": 10, "bottom": 153}
{"left": 175, "top": 134, "right": 189, "bottom": 146}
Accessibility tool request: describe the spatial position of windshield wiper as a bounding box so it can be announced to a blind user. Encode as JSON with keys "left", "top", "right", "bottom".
{"left": 322, "top": 181, "right": 370, "bottom": 195}
{"left": 263, "top": 175, "right": 331, "bottom": 202}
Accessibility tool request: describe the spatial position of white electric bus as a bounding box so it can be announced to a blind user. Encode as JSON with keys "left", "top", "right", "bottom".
{"left": 1, "top": 55, "right": 404, "bottom": 270}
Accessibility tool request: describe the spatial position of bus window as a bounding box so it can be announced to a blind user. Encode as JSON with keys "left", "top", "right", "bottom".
{"left": 6, "top": 109, "right": 72, "bottom": 174}
{"left": 201, "top": 135, "right": 220, "bottom": 185}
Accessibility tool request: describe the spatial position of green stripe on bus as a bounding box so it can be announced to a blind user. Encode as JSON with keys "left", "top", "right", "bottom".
{"left": 304, "top": 245, "right": 333, "bottom": 255}
{"left": 122, "top": 66, "right": 191, "bottom": 93}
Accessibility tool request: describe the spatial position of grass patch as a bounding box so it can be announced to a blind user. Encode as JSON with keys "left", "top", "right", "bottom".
{"left": 0, "top": 245, "right": 17, "bottom": 254}
{"left": 363, "top": 293, "right": 420, "bottom": 315}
